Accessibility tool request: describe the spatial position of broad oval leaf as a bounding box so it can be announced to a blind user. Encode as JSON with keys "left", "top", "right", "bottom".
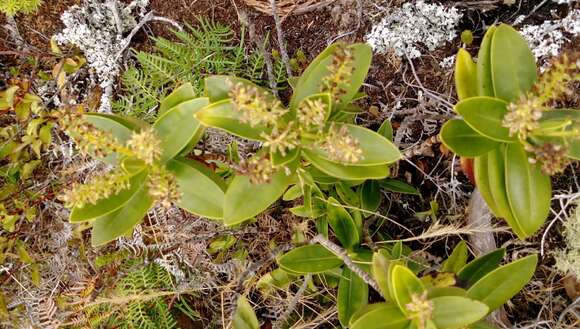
{"left": 359, "top": 180, "right": 382, "bottom": 216}
{"left": 278, "top": 244, "right": 343, "bottom": 274}
{"left": 223, "top": 160, "right": 296, "bottom": 226}
{"left": 290, "top": 43, "right": 372, "bottom": 112}
{"left": 338, "top": 267, "right": 369, "bottom": 328}
{"left": 378, "top": 119, "right": 394, "bottom": 141}
{"left": 440, "top": 119, "right": 500, "bottom": 157}
{"left": 70, "top": 170, "right": 148, "bottom": 222}
{"left": 372, "top": 251, "right": 394, "bottom": 301}
{"left": 378, "top": 178, "right": 420, "bottom": 195}
{"left": 391, "top": 265, "right": 425, "bottom": 314}
{"left": 350, "top": 303, "right": 409, "bottom": 329}
{"left": 84, "top": 113, "right": 146, "bottom": 164}
{"left": 91, "top": 182, "right": 153, "bottom": 246}
{"left": 167, "top": 158, "right": 225, "bottom": 220}
{"left": 474, "top": 153, "right": 501, "bottom": 217}
{"left": 159, "top": 83, "right": 196, "bottom": 116}
{"left": 491, "top": 24, "right": 537, "bottom": 102}
{"left": 232, "top": 295, "right": 259, "bottom": 329}
{"left": 476, "top": 25, "right": 496, "bottom": 97}
{"left": 303, "top": 149, "right": 390, "bottom": 180}
{"left": 456, "top": 97, "right": 515, "bottom": 142}
{"left": 431, "top": 296, "right": 489, "bottom": 329}
{"left": 427, "top": 286, "right": 468, "bottom": 299}
{"left": 505, "top": 143, "right": 551, "bottom": 238}
{"left": 441, "top": 240, "right": 469, "bottom": 273}
{"left": 457, "top": 248, "right": 505, "bottom": 287}
{"left": 467, "top": 254, "right": 538, "bottom": 311}
{"left": 153, "top": 97, "right": 208, "bottom": 162}
{"left": 195, "top": 100, "right": 268, "bottom": 141}
{"left": 205, "top": 75, "right": 272, "bottom": 103}
{"left": 455, "top": 48, "right": 478, "bottom": 100}
{"left": 326, "top": 197, "right": 360, "bottom": 250}
{"left": 312, "top": 124, "right": 401, "bottom": 166}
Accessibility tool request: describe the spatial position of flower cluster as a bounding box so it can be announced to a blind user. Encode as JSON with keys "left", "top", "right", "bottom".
{"left": 504, "top": 55, "right": 579, "bottom": 141}
{"left": 261, "top": 123, "right": 300, "bottom": 157}
{"left": 57, "top": 107, "right": 130, "bottom": 158}
{"left": 61, "top": 168, "right": 131, "bottom": 208}
{"left": 126, "top": 127, "right": 162, "bottom": 165}
{"left": 366, "top": 0, "right": 461, "bottom": 59}
{"left": 147, "top": 165, "right": 181, "bottom": 209}
{"left": 229, "top": 83, "right": 286, "bottom": 127}
{"left": 405, "top": 292, "right": 434, "bottom": 329}
{"left": 297, "top": 99, "right": 327, "bottom": 130}
{"left": 241, "top": 155, "right": 276, "bottom": 185}
{"left": 526, "top": 143, "right": 570, "bottom": 176}
{"left": 322, "top": 45, "right": 355, "bottom": 102}
{"left": 320, "top": 124, "right": 364, "bottom": 164}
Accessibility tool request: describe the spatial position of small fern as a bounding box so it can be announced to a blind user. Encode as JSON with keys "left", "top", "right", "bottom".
{"left": 113, "top": 17, "right": 286, "bottom": 121}
{"left": 66, "top": 262, "right": 196, "bottom": 329}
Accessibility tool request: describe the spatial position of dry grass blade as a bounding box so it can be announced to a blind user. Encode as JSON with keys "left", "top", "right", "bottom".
{"left": 243, "top": 0, "right": 333, "bottom": 17}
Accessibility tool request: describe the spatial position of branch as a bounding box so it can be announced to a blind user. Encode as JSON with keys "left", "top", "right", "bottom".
{"left": 269, "top": 0, "right": 293, "bottom": 78}
{"left": 311, "top": 234, "right": 384, "bottom": 299}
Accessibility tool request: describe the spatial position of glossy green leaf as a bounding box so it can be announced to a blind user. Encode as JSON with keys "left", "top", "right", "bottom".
{"left": 223, "top": 161, "right": 296, "bottom": 226}
{"left": 431, "top": 296, "right": 489, "bottom": 329}
{"left": 91, "top": 182, "right": 153, "bottom": 246}
{"left": 312, "top": 124, "right": 401, "bottom": 166}
{"left": 378, "top": 179, "right": 420, "bottom": 195}
{"left": 278, "top": 244, "right": 343, "bottom": 274}
{"left": 467, "top": 255, "right": 537, "bottom": 311}
{"left": 458, "top": 248, "right": 505, "bottom": 287}
{"left": 195, "top": 100, "right": 268, "bottom": 141}
{"left": 336, "top": 182, "right": 360, "bottom": 207}
{"left": 391, "top": 265, "right": 425, "bottom": 314}
{"left": 456, "top": 97, "right": 515, "bottom": 142}
{"left": 505, "top": 143, "right": 551, "bottom": 238}
{"left": 153, "top": 97, "right": 208, "bottom": 162}
{"left": 159, "top": 83, "right": 196, "bottom": 116}
{"left": 283, "top": 184, "right": 303, "bottom": 201}
{"left": 84, "top": 113, "right": 144, "bottom": 165}
{"left": 205, "top": 75, "right": 272, "bottom": 103}
{"left": 476, "top": 25, "right": 496, "bottom": 97}
{"left": 290, "top": 43, "right": 372, "bottom": 112}
{"left": 167, "top": 158, "right": 225, "bottom": 220}
{"left": 474, "top": 153, "right": 501, "bottom": 217}
{"left": 70, "top": 170, "right": 147, "bottom": 222}
{"left": 326, "top": 197, "right": 359, "bottom": 250}
{"left": 378, "top": 119, "right": 394, "bottom": 141}
{"left": 440, "top": 119, "right": 500, "bottom": 157}
{"left": 232, "top": 295, "right": 259, "bottom": 329}
{"left": 303, "top": 149, "right": 390, "bottom": 180}
{"left": 441, "top": 240, "right": 469, "bottom": 273}
{"left": 455, "top": 48, "right": 478, "bottom": 100}
{"left": 338, "top": 267, "right": 369, "bottom": 328}
{"left": 491, "top": 24, "right": 537, "bottom": 102}
{"left": 372, "top": 251, "right": 394, "bottom": 301}
{"left": 359, "top": 180, "right": 382, "bottom": 215}
{"left": 350, "top": 303, "right": 409, "bottom": 329}
{"left": 427, "top": 286, "right": 468, "bottom": 299}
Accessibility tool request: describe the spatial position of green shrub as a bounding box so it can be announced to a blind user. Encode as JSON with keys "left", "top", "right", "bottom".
{"left": 0, "top": 0, "right": 42, "bottom": 16}
{"left": 440, "top": 24, "right": 579, "bottom": 239}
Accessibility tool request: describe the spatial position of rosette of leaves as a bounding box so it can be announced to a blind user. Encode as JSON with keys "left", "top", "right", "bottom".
{"left": 440, "top": 24, "right": 579, "bottom": 239}
{"left": 195, "top": 42, "right": 401, "bottom": 226}
{"left": 348, "top": 241, "right": 537, "bottom": 329}
{"left": 65, "top": 84, "right": 226, "bottom": 246}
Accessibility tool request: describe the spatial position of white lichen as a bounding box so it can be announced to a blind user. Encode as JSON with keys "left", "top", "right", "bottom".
{"left": 54, "top": 0, "right": 149, "bottom": 112}
{"left": 520, "top": 9, "right": 580, "bottom": 70}
{"left": 439, "top": 55, "right": 456, "bottom": 70}
{"left": 555, "top": 201, "right": 580, "bottom": 278}
{"left": 366, "top": 0, "right": 462, "bottom": 59}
